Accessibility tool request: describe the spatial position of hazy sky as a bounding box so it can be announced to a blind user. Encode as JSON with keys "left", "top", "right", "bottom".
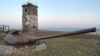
{"left": 0, "top": 0, "right": 100, "bottom": 29}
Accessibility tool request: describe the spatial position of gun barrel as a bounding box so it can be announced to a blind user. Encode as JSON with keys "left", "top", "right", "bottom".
{"left": 5, "top": 27, "right": 96, "bottom": 46}
{"left": 32, "top": 27, "right": 96, "bottom": 41}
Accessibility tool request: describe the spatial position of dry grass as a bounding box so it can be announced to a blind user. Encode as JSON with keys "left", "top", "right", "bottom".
{"left": 0, "top": 30, "right": 100, "bottom": 56}
{"left": 32, "top": 38, "right": 100, "bottom": 56}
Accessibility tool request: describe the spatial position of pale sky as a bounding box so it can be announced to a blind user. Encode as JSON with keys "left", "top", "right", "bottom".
{"left": 0, "top": 0, "right": 100, "bottom": 29}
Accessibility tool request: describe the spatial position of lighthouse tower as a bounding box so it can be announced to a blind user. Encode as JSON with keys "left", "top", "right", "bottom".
{"left": 22, "top": 2, "right": 38, "bottom": 33}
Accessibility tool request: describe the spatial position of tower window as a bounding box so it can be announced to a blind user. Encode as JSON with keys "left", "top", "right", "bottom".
{"left": 25, "top": 9, "right": 27, "bottom": 12}
{"left": 33, "top": 26, "right": 36, "bottom": 28}
{"left": 25, "top": 18, "right": 27, "bottom": 21}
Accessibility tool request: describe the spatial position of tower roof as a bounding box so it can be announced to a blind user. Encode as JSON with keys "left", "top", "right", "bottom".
{"left": 22, "top": 2, "right": 38, "bottom": 8}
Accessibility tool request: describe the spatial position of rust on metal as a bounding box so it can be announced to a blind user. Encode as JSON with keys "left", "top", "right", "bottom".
{"left": 4, "top": 27, "right": 96, "bottom": 46}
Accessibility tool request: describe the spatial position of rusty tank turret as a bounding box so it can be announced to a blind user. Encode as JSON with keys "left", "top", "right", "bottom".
{"left": 4, "top": 27, "right": 96, "bottom": 46}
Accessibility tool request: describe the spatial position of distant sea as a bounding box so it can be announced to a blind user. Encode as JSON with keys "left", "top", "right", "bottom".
{"left": 39, "top": 28, "right": 100, "bottom": 35}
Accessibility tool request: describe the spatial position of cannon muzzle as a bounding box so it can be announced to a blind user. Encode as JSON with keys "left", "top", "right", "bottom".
{"left": 31, "top": 27, "right": 96, "bottom": 41}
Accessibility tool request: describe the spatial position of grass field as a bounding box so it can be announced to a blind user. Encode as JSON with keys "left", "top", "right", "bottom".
{"left": 0, "top": 32, "right": 100, "bottom": 56}
{"left": 32, "top": 38, "right": 100, "bottom": 56}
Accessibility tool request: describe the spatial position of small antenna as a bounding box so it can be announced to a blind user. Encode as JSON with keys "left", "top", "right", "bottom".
{"left": 25, "top": 0, "right": 31, "bottom": 4}
{"left": 27, "top": 0, "right": 32, "bottom": 3}
{"left": 24, "top": 0, "right": 37, "bottom": 6}
{"left": 21, "top": 0, "right": 32, "bottom": 5}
